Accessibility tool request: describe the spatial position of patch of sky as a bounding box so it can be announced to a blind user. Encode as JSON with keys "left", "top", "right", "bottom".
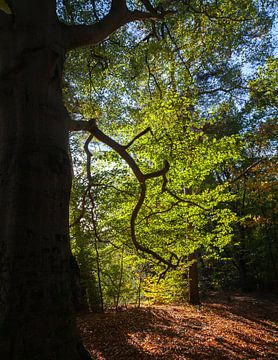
{"left": 239, "top": 6, "right": 278, "bottom": 74}
{"left": 124, "top": 22, "right": 150, "bottom": 46}
{"left": 56, "top": 0, "right": 111, "bottom": 24}
{"left": 271, "top": 17, "right": 278, "bottom": 56}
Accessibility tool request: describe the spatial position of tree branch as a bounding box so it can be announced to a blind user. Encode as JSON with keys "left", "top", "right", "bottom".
{"left": 140, "top": 0, "right": 157, "bottom": 14}
{"left": 187, "top": 3, "right": 252, "bottom": 22}
{"left": 70, "top": 118, "right": 178, "bottom": 269}
{"left": 137, "top": 200, "right": 181, "bottom": 225}
{"left": 166, "top": 188, "right": 209, "bottom": 211}
{"left": 64, "top": 0, "right": 174, "bottom": 50}
{"left": 145, "top": 160, "right": 170, "bottom": 180}
{"left": 69, "top": 119, "right": 168, "bottom": 184}
{"left": 229, "top": 159, "right": 264, "bottom": 184}
{"left": 69, "top": 186, "right": 90, "bottom": 228}
{"left": 130, "top": 183, "right": 178, "bottom": 269}
{"left": 145, "top": 53, "right": 163, "bottom": 98}
{"left": 124, "top": 127, "right": 152, "bottom": 149}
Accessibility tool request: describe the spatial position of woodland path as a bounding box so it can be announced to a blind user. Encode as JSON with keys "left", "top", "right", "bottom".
{"left": 78, "top": 293, "right": 278, "bottom": 359}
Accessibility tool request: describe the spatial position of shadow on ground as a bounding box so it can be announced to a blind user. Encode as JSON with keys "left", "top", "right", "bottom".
{"left": 77, "top": 293, "right": 278, "bottom": 360}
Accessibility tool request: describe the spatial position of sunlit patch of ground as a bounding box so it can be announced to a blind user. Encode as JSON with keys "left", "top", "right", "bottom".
{"left": 78, "top": 293, "right": 278, "bottom": 359}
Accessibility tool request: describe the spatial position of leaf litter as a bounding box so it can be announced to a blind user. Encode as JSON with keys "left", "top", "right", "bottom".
{"left": 77, "top": 293, "right": 278, "bottom": 359}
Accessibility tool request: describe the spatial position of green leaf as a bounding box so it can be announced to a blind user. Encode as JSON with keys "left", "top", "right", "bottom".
{"left": 0, "top": 0, "right": 12, "bottom": 14}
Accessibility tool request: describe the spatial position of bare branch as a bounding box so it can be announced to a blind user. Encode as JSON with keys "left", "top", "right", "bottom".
{"left": 92, "top": 121, "right": 146, "bottom": 183}
{"left": 111, "top": 0, "right": 127, "bottom": 11}
{"left": 70, "top": 118, "right": 145, "bottom": 181}
{"left": 92, "top": 127, "right": 174, "bottom": 268}
{"left": 157, "top": 252, "right": 180, "bottom": 282}
{"left": 162, "top": 169, "right": 168, "bottom": 192}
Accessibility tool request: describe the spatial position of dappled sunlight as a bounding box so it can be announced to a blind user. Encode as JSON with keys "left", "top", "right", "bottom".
{"left": 78, "top": 294, "right": 278, "bottom": 359}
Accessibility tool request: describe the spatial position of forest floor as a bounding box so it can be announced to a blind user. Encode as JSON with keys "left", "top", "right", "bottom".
{"left": 78, "top": 292, "right": 278, "bottom": 360}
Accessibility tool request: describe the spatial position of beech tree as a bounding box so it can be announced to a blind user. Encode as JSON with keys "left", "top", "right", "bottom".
{"left": 0, "top": 0, "right": 275, "bottom": 359}
{"left": 0, "top": 1, "right": 174, "bottom": 359}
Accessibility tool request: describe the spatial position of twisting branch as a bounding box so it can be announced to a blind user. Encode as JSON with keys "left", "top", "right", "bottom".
{"left": 70, "top": 118, "right": 179, "bottom": 269}
{"left": 145, "top": 160, "right": 170, "bottom": 180}
{"left": 64, "top": 0, "right": 175, "bottom": 50}
{"left": 157, "top": 252, "right": 180, "bottom": 282}
{"left": 130, "top": 182, "right": 178, "bottom": 268}
{"left": 162, "top": 170, "right": 168, "bottom": 192}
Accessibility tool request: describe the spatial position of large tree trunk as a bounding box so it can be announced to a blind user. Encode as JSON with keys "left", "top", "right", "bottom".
{"left": 0, "top": 7, "right": 91, "bottom": 360}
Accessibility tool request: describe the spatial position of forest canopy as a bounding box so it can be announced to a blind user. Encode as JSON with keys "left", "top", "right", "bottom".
{"left": 65, "top": 0, "right": 278, "bottom": 308}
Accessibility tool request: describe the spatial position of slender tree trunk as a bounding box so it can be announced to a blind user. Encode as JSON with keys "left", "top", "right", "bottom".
{"left": 138, "top": 274, "right": 142, "bottom": 308}
{"left": 184, "top": 187, "right": 200, "bottom": 305}
{"left": 116, "top": 246, "right": 124, "bottom": 311}
{"left": 93, "top": 236, "right": 104, "bottom": 313}
{"left": 0, "top": 8, "right": 91, "bottom": 360}
{"left": 188, "top": 251, "right": 200, "bottom": 305}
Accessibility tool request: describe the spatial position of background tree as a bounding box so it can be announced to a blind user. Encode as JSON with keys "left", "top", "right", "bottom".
{"left": 207, "top": 58, "right": 278, "bottom": 292}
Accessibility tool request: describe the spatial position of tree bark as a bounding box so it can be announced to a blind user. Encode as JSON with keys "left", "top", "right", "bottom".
{"left": 0, "top": 7, "right": 91, "bottom": 360}
{"left": 188, "top": 251, "right": 200, "bottom": 305}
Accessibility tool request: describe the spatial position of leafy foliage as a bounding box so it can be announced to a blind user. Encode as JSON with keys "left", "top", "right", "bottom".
{"left": 65, "top": 0, "right": 277, "bottom": 305}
